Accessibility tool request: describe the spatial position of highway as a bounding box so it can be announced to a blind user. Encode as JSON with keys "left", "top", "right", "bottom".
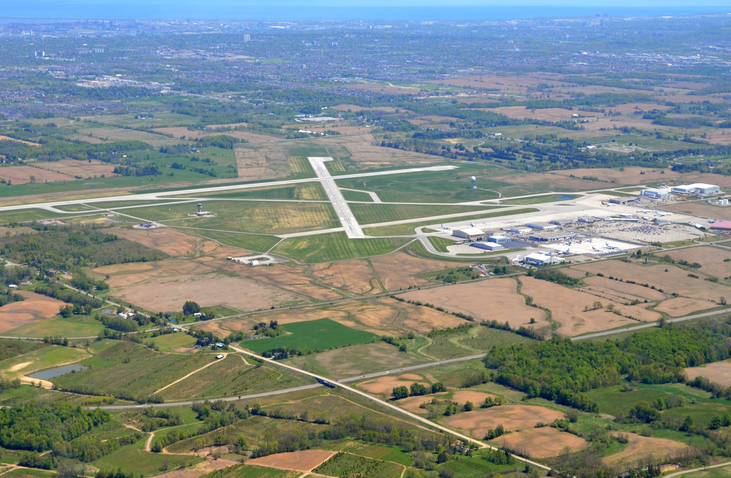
{"left": 308, "top": 156, "right": 365, "bottom": 238}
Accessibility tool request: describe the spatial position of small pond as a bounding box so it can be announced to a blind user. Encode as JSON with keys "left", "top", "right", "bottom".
{"left": 29, "top": 364, "right": 88, "bottom": 380}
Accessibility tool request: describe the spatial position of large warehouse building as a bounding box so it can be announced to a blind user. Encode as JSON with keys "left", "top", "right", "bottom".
{"left": 671, "top": 183, "right": 720, "bottom": 196}
{"left": 452, "top": 227, "right": 486, "bottom": 241}
{"left": 523, "top": 253, "right": 565, "bottom": 266}
{"left": 640, "top": 188, "right": 669, "bottom": 199}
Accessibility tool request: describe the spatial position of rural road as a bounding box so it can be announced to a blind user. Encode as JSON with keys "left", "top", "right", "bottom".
{"left": 95, "top": 347, "right": 548, "bottom": 471}
{"left": 97, "top": 352, "right": 488, "bottom": 410}
{"left": 226, "top": 345, "right": 552, "bottom": 472}
{"left": 665, "top": 461, "right": 731, "bottom": 478}
{"left": 572, "top": 307, "right": 731, "bottom": 342}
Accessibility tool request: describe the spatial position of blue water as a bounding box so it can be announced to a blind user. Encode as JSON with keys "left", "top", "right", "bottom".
{"left": 1, "top": 3, "right": 727, "bottom": 21}
{"left": 556, "top": 195, "right": 575, "bottom": 200}
{"left": 29, "top": 364, "right": 88, "bottom": 380}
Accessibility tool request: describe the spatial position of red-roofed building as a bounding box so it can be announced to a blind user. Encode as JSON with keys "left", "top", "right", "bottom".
{"left": 711, "top": 221, "right": 731, "bottom": 231}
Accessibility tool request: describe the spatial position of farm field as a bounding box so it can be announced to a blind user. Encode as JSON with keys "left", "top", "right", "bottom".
{"left": 238, "top": 318, "right": 378, "bottom": 354}
{"left": 603, "top": 433, "right": 690, "bottom": 468}
{"left": 441, "top": 404, "right": 566, "bottom": 438}
{"left": 420, "top": 326, "right": 533, "bottom": 360}
{"left": 400, "top": 278, "right": 551, "bottom": 330}
{"left": 369, "top": 252, "right": 462, "bottom": 290}
{"left": 519, "top": 276, "right": 659, "bottom": 336}
{"left": 108, "top": 262, "right": 302, "bottom": 313}
{"left": 309, "top": 259, "right": 379, "bottom": 296}
{"left": 686, "top": 361, "right": 731, "bottom": 387}
{"left": 312, "top": 451, "right": 404, "bottom": 478}
{"left": 662, "top": 246, "right": 731, "bottom": 278}
{"left": 571, "top": 261, "right": 731, "bottom": 303}
{"left": 158, "top": 357, "right": 311, "bottom": 400}
{"left": 491, "top": 427, "right": 590, "bottom": 459}
{"left": 246, "top": 450, "right": 336, "bottom": 472}
{"left": 0, "top": 290, "right": 67, "bottom": 333}
{"left": 357, "top": 372, "right": 432, "bottom": 398}
{"left": 3, "top": 314, "right": 104, "bottom": 338}
{"left": 285, "top": 342, "right": 431, "bottom": 378}
{"left": 228, "top": 296, "right": 466, "bottom": 337}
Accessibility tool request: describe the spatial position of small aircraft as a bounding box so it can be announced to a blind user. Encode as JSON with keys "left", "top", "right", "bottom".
{"left": 470, "top": 222, "right": 475, "bottom": 227}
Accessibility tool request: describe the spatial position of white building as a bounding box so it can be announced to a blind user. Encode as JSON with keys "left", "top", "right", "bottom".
{"left": 508, "top": 227, "right": 531, "bottom": 235}
{"left": 523, "top": 253, "right": 565, "bottom": 266}
{"left": 526, "top": 223, "right": 558, "bottom": 231}
{"left": 640, "top": 188, "right": 669, "bottom": 199}
{"left": 470, "top": 242, "right": 504, "bottom": 251}
{"left": 672, "top": 183, "right": 720, "bottom": 196}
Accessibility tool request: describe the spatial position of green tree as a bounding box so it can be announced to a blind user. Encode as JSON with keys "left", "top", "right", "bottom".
{"left": 182, "top": 301, "right": 201, "bottom": 316}
{"left": 392, "top": 386, "right": 409, "bottom": 400}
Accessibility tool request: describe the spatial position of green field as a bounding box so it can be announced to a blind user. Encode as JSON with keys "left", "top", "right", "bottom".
{"left": 0, "top": 345, "right": 89, "bottom": 380}
{"left": 175, "top": 183, "right": 328, "bottom": 201}
{"left": 119, "top": 200, "right": 339, "bottom": 235}
{"left": 350, "top": 203, "right": 493, "bottom": 225}
{"left": 312, "top": 452, "right": 403, "bottom": 478}
{"left": 334, "top": 165, "right": 516, "bottom": 203}
{"left": 198, "top": 463, "right": 297, "bottom": 478}
{"left": 186, "top": 229, "right": 281, "bottom": 253}
{"left": 586, "top": 382, "right": 714, "bottom": 417}
{"left": 239, "top": 318, "right": 378, "bottom": 354}
{"left": 54, "top": 341, "right": 216, "bottom": 400}
{"left": 93, "top": 439, "right": 201, "bottom": 477}
{"left": 500, "top": 194, "right": 580, "bottom": 205}
{"left": 437, "top": 452, "right": 522, "bottom": 478}
{"left": 1, "top": 469, "right": 56, "bottom": 478}
{"left": 272, "top": 232, "right": 411, "bottom": 263}
{"left": 4, "top": 315, "right": 105, "bottom": 338}
{"left": 421, "top": 327, "right": 532, "bottom": 360}
{"left": 150, "top": 332, "right": 197, "bottom": 352}
{"left": 341, "top": 189, "right": 374, "bottom": 202}
{"left": 363, "top": 207, "right": 539, "bottom": 236}
{"left": 427, "top": 236, "right": 456, "bottom": 253}
{"left": 674, "top": 465, "right": 731, "bottom": 478}
{"left": 159, "top": 358, "right": 312, "bottom": 400}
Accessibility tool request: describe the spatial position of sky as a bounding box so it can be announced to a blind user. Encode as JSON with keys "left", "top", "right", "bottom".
{"left": 3, "top": 0, "right": 728, "bottom": 21}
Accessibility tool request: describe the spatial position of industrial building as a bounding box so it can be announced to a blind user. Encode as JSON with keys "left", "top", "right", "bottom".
{"left": 526, "top": 223, "right": 558, "bottom": 231}
{"left": 523, "top": 253, "right": 565, "bottom": 266}
{"left": 671, "top": 183, "right": 720, "bottom": 196}
{"left": 640, "top": 188, "right": 669, "bottom": 199}
{"left": 470, "top": 242, "right": 504, "bottom": 251}
{"left": 508, "top": 227, "right": 531, "bottom": 235}
{"left": 711, "top": 221, "right": 731, "bottom": 231}
{"left": 452, "top": 227, "right": 486, "bottom": 241}
{"left": 487, "top": 235, "right": 510, "bottom": 243}
{"left": 529, "top": 231, "right": 576, "bottom": 242}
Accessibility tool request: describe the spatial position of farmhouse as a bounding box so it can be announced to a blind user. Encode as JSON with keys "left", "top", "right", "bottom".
{"left": 453, "top": 227, "right": 487, "bottom": 241}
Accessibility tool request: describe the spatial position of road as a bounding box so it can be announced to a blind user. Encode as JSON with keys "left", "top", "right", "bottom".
{"left": 225, "top": 344, "right": 551, "bottom": 471}
{"left": 308, "top": 157, "right": 364, "bottom": 239}
{"left": 94, "top": 348, "right": 551, "bottom": 469}
{"left": 665, "top": 461, "right": 731, "bottom": 478}
{"left": 572, "top": 307, "right": 731, "bottom": 342}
